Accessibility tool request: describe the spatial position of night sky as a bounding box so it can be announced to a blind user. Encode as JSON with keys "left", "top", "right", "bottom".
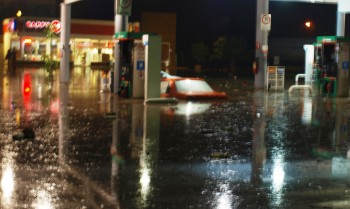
{"left": 2, "top": 0, "right": 343, "bottom": 65}
{"left": 67, "top": 0, "right": 346, "bottom": 67}
{"left": 71, "top": 1, "right": 340, "bottom": 51}
{"left": 71, "top": 0, "right": 339, "bottom": 37}
{"left": 1, "top": 0, "right": 342, "bottom": 43}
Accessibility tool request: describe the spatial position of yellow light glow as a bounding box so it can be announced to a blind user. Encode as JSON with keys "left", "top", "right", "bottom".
{"left": 1, "top": 167, "right": 14, "bottom": 205}
{"left": 1, "top": 145, "right": 15, "bottom": 208}
{"left": 32, "top": 190, "right": 54, "bottom": 209}
{"left": 16, "top": 10, "right": 22, "bottom": 17}
{"left": 24, "top": 38, "right": 32, "bottom": 44}
{"left": 305, "top": 21, "right": 312, "bottom": 28}
{"left": 24, "top": 87, "right": 31, "bottom": 93}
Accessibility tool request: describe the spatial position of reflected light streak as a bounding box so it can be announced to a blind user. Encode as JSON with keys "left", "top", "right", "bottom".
{"left": 217, "top": 193, "right": 232, "bottom": 209}
{"left": 140, "top": 165, "right": 151, "bottom": 200}
{"left": 186, "top": 102, "right": 193, "bottom": 117}
{"left": 215, "top": 183, "right": 233, "bottom": 209}
{"left": 2, "top": 76, "right": 10, "bottom": 109}
{"left": 1, "top": 167, "right": 14, "bottom": 207}
{"left": 301, "top": 97, "right": 312, "bottom": 125}
{"left": 50, "top": 99, "right": 59, "bottom": 115}
{"left": 272, "top": 159, "right": 284, "bottom": 192}
{"left": 271, "top": 157, "right": 285, "bottom": 206}
{"left": 32, "top": 190, "right": 54, "bottom": 209}
{"left": 15, "top": 109, "right": 21, "bottom": 125}
{"left": 172, "top": 103, "right": 211, "bottom": 116}
{"left": 139, "top": 146, "right": 151, "bottom": 201}
{"left": 1, "top": 144, "right": 16, "bottom": 209}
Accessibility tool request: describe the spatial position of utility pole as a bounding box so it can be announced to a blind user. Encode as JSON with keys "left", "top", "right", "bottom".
{"left": 255, "top": 0, "right": 269, "bottom": 90}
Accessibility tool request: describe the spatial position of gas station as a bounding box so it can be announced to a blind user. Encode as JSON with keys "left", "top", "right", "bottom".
{"left": 112, "top": 0, "right": 162, "bottom": 101}
{"left": 312, "top": 36, "right": 350, "bottom": 97}
{"left": 114, "top": 0, "right": 350, "bottom": 98}
{"left": 112, "top": 32, "right": 161, "bottom": 100}
{"left": 59, "top": 0, "right": 163, "bottom": 101}
{"left": 59, "top": 0, "right": 350, "bottom": 99}
{"left": 257, "top": 0, "right": 350, "bottom": 97}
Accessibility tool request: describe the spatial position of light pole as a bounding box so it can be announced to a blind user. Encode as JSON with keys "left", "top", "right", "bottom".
{"left": 60, "top": 0, "right": 82, "bottom": 83}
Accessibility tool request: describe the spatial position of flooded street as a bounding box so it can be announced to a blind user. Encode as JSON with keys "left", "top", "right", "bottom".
{"left": 1, "top": 65, "right": 350, "bottom": 208}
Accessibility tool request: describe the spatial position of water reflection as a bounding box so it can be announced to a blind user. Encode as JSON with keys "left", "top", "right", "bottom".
{"left": 111, "top": 96, "right": 121, "bottom": 202}
{"left": 215, "top": 183, "right": 234, "bottom": 209}
{"left": 6, "top": 65, "right": 350, "bottom": 208}
{"left": 301, "top": 96, "right": 313, "bottom": 125}
{"left": 177, "top": 102, "right": 211, "bottom": 116}
{"left": 271, "top": 156, "right": 285, "bottom": 205}
{"left": 252, "top": 91, "right": 287, "bottom": 207}
{"left": 251, "top": 91, "right": 267, "bottom": 187}
{"left": 58, "top": 82, "right": 69, "bottom": 163}
{"left": 1, "top": 144, "right": 15, "bottom": 209}
{"left": 32, "top": 190, "right": 54, "bottom": 209}
{"left": 0, "top": 66, "right": 125, "bottom": 208}
{"left": 139, "top": 104, "right": 160, "bottom": 204}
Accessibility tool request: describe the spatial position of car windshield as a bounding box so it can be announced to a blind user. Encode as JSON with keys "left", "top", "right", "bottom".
{"left": 161, "top": 80, "right": 170, "bottom": 94}
{"left": 175, "top": 79, "right": 214, "bottom": 93}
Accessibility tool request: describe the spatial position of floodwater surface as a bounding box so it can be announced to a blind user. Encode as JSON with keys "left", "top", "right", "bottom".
{"left": 0, "top": 66, "right": 350, "bottom": 208}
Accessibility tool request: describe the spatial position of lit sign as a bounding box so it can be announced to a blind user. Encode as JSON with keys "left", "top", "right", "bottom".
{"left": 25, "top": 20, "right": 61, "bottom": 34}
{"left": 23, "top": 38, "right": 32, "bottom": 44}
{"left": 51, "top": 20, "right": 61, "bottom": 33}
{"left": 8, "top": 19, "right": 17, "bottom": 32}
{"left": 25, "top": 20, "right": 51, "bottom": 29}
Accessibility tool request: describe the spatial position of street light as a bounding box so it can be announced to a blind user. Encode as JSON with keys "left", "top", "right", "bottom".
{"left": 305, "top": 21, "right": 312, "bottom": 28}
{"left": 16, "top": 10, "right": 22, "bottom": 17}
{"left": 303, "top": 20, "right": 315, "bottom": 36}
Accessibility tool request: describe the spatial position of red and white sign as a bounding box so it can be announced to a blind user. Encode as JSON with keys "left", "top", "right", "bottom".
{"left": 26, "top": 20, "right": 51, "bottom": 29}
{"left": 260, "top": 14, "right": 271, "bottom": 31}
{"left": 25, "top": 20, "right": 61, "bottom": 34}
{"left": 51, "top": 20, "right": 61, "bottom": 34}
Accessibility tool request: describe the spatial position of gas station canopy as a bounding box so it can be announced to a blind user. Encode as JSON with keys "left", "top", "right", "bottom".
{"left": 114, "top": 32, "right": 144, "bottom": 40}
{"left": 270, "top": 0, "right": 337, "bottom": 4}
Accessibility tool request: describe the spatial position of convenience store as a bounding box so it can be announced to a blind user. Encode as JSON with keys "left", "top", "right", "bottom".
{"left": 3, "top": 16, "right": 115, "bottom": 67}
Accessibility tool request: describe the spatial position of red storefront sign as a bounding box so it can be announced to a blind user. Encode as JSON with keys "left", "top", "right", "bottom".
{"left": 25, "top": 20, "right": 51, "bottom": 29}
{"left": 25, "top": 20, "right": 61, "bottom": 33}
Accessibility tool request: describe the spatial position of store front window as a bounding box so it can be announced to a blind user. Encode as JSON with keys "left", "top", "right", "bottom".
{"left": 72, "top": 39, "right": 114, "bottom": 66}
{"left": 19, "top": 37, "right": 59, "bottom": 61}
{"left": 4, "top": 17, "right": 115, "bottom": 66}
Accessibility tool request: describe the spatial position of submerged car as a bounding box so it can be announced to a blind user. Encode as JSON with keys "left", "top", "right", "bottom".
{"left": 161, "top": 77, "right": 228, "bottom": 100}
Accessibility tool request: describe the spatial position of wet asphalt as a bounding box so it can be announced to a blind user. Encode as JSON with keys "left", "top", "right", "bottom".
{"left": 1, "top": 65, "right": 350, "bottom": 208}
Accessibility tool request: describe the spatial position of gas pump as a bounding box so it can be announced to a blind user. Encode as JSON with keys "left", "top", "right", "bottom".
{"left": 113, "top": 32, "right": 161, "bottom": 99}
{"left": 315, "top": 36, "right": 350, "bottom": 97}
{"left": 112, "top": 32, "right": 145, "bottom": 98}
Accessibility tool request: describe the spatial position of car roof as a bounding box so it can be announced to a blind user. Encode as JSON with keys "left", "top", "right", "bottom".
{"left": 162, "top": 77, "right": 205, "bottom": 81}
